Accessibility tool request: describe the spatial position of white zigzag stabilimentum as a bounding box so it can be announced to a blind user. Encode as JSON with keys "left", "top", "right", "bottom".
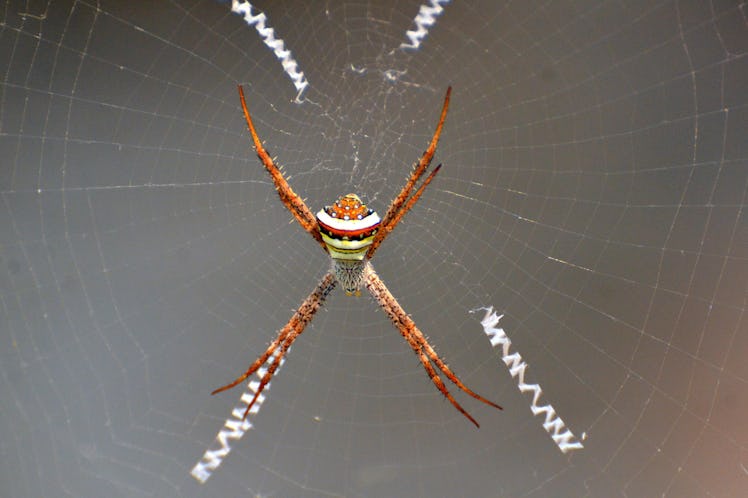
{"left": 477, "top": 307, "right": 585, "bottom": 454}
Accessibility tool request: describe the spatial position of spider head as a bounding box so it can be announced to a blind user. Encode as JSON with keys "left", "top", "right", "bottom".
{"left": 315, "top": 194, "right": 380, "bottom": 262}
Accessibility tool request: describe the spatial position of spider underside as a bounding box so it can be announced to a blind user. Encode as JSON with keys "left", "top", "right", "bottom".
{"left": 211, "top": 85, "right": 502, "bottom": 428}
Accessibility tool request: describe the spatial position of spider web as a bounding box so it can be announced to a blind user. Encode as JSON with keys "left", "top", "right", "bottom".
{"left": 1, "top": 0, "right": 746, "bottom": 496}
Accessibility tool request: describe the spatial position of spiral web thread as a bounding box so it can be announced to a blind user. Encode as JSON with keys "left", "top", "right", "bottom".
{"left": 230, "top": 0, "right": 310, "bottom": 101}
{"left": 190, "top": 354, "right": 286, "bottom": 483}
{"left": 476, "top": 307, "right": 585, "bottom": 454}
{"left": 400, "top": 0, "right": 451, "bottom": 50}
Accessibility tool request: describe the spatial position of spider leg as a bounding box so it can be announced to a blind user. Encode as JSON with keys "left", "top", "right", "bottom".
{"left": 405, "top": 310, "right": 503, "bottom": 412}
{"left": 241, "top": 333, "right": 291, "bottom": 419}
{"left": 373, "top": 164, "right": 442, "bottom": 252}
{"left": 412, "top": 338, "right": 481, "bottom": 427}
{"left": 379, "top": 87, "right": 451, "bottom": 229}
{"left": 364, "top": 264, "right": 500, "bottom": 427}
{"left": 366, "top": 87, "right": 451, "bottom": 260}
{"left": 209, "top": 331, "right": 286, "bottom": 396}
{"left": 211, "top": 272, "right": 337, "bottom": 418}
{"left": 238, "top": 85, "right": 327, "bottom": 252}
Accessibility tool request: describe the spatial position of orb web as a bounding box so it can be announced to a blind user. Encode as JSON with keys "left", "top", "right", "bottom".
{"left": 1, "top": 1, "right": 746, "bottom": 497}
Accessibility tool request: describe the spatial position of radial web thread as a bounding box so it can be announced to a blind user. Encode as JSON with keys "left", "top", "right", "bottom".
{"left": 476, "top": 307, "right": 585, "bottom": 454}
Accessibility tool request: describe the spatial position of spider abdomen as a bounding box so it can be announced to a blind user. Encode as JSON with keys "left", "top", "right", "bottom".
{"left": 316, "top": 194, "right": 380, "bottom": 295}
{"left": 316, "top": 194, "right": 380, "bottom": 262}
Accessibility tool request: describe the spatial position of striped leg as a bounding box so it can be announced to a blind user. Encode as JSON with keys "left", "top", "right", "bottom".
{"left": 366, "top": 87, "right": 451, "bottom": 259}
{"left": 211, "top": 272, "right": 337, "bottom": 418}
{"left": 364, "top": 263, "right": 501, "bottom": 427}
{"left": 238, "top": 85, "right": 327, "bottom": 252}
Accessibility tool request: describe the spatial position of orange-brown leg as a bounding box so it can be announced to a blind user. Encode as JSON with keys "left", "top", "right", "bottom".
{"left": 367, "top": 164, "right": 443, "bottom": 260}
{"left": 210, "top": 332, "right": 288, "bottom": 397}
{"left": 408, "top": 312, "right": 502, "bottom": 412}
{"left": 366, "top": 87, "right": 451, "bottom": 260}
{"left": 239, "top": 332, "right": 292, "bottom": 419}
{"left": 238, "top": 85, "right": 327, "bottom": 252}
{"left": 412, "top": 341, "right": 481, "bottom": 427}
{"left": 212, "top": 272, "right": 336, "bottom": 418}
{"left": 364, "top": 264, "right": 501, "bottom": 427}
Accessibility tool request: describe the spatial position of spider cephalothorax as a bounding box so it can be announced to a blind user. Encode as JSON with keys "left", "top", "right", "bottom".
{"left": 211, "top": 85, "right": 502, "bottom": 429}
{"left": 316, "top": 193, "right": 380, "bottom": 294}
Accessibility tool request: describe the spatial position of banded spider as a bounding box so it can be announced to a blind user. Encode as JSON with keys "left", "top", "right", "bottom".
{"left": 212, "top": 86, "right": 502, "bottom": 427}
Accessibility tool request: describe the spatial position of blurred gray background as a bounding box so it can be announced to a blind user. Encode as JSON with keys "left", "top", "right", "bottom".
{"left": 1, "top": 1, "right": 746, "bottom": 496}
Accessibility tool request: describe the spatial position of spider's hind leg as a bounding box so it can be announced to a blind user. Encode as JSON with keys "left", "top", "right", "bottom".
{"left": 237, "top": 85, "right": 327, "bottom": 252}
{"left": 365, "top": 87, "right": 451, "bottom": 260}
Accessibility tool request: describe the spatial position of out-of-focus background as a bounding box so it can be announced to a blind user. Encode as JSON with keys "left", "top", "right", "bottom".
{"left": 1, "top": 1, "right": 746, "bottom": 496}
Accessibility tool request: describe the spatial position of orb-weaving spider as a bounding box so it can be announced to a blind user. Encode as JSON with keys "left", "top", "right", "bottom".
{"left": 212, "top": 86, "right": 502, "bottom": 427}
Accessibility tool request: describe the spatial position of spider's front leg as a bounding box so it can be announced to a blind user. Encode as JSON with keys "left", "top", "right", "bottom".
{"left": 212, "top": 272, "right": 337, "bottom": 418}
{"left": 364, "top": 263, "right": 502, "bottom": 427}
{"left": 238, "top": 85, "right": 327, "bottom": 253}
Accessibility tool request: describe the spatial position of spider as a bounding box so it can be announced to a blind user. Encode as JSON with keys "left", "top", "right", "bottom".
{"left": 212, "top": 86, "right": 502, "bottom": 427}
